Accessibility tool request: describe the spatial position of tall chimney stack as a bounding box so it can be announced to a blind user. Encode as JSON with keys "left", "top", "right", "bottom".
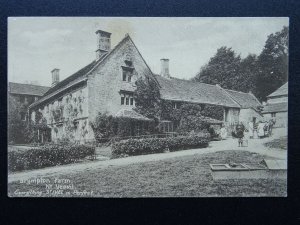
{"left": 95, "top": 30, "right": 111, "bottom": 61}
{"left": 160, "top": 58, "right": 170, "bottom": 78}
{"left": 51, "top": 68, "right": 60, "bottom": 87}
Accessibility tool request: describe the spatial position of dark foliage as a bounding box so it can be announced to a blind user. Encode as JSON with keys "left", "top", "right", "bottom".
{"left": 161, "top": 102, "right": 213, "bottom": 133}
{"left": 194, "top": 46, "right": 241, "bottom": 89}
{"left": 134, "top": 76, "right": 161, "bottom": 120}
{"left": 112, "top": 132, "right": 210, "bottom": 158}
{"left": 8, "top": 143, "right": 95, "bottom": 172}
{"left": 201, "top": 104, "right": 224, "bottom": 121}
{"left": 8, "top": 95, "right": 28, "bottom": 144}
{"left": 193, "top": 26, "right": 288, "bottom": 101}
{"left": 90, "top": 112, "right": 157, "bottom": 143}
{"left": 256, "top": 26, "right": 288, "bottom": 101}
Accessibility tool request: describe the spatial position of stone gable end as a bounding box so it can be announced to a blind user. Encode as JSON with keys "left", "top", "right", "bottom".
{"left": 87, "top": 37, "right": 153, "bottom": 122}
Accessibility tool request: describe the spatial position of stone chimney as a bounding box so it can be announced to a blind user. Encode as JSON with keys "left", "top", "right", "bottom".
{"left": 160, "top": 58, "right": 170, "bottom": 78}
{"left": 51, "top": 68, "right": 60, "bottom": 87}
{"left": 95, "top": 30, "right": 111, "bottom": 61}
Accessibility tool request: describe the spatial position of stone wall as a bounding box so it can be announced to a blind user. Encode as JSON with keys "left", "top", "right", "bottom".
{"left": 263, "top": 112, "right": 287, "bottom": 128}
{"left": 239, "top": 108, "right": 263, "bottom": 126}
{"left": 224, "top": 108, "right": 240, "bottom": 124}
{"left": 30, "top": 84, "right": 93, "bottom": 142}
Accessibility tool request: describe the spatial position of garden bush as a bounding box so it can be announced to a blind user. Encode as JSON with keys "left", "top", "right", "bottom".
{"left": 112, "top": 132, "right": 210, "bottom": 158}
{"left": 8, "top": 143, "right": 95, "bottom": 172}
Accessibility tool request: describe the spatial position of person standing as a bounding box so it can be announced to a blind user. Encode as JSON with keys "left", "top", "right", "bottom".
{"left": 268, "top": 119, "right": 275, "bottom": 136}
{"left": 236, "top": 122, "right": 245, "bottom": 147}
{"left": 257, "top": 121, "right": 265, "bottom": 138}
{"left": 220, "top": 124, "right": 227, "bottom": 140}
{"left": 248, "top": 121, "right": 254, "bottom": 139}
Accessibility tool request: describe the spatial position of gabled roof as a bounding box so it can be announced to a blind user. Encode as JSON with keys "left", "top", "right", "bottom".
{"left": 262, "top": 102, "right": 288, "bottom": 114}
{"left": 267, "top": 82, "right": 288, "bottom": 98}
{"left": 154, "top": 75, "right": 240, "bottom": 108}
{"left": 30, "top": 34, "right": 154, "bottom": 109}
{"left": 224, "top": 89, "right": 261, "bottom": 109}
{"left": 8, "top": 82, "right": 50, "bottom": 96}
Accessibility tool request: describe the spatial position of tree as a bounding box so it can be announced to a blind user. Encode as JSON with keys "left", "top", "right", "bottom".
{"left": 256, "top": 26, "right": 288, "bottom": 101}
{"left": 8, "top": 95, "right": 27, "bottom": 144}
{"left": 194, "top": 47, "right": 241, "bottom": 89}
{"left": 236, "top": 54, "right": 259, "bottom": 93}
{"left": 133, "top": 76, "right": 162, "bottom": 120}
{"left": 192, "top": 26, "right": 288, "bottom": 101}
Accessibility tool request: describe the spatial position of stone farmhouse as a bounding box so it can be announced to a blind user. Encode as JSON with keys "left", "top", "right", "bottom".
{"left": 28, "top": 30, "right": 262, "bottom": 143}
{"left": 262, "top": 82, "right": 288, "bottom": 127}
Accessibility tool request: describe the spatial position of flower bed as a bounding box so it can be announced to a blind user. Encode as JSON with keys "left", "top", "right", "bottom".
{"left": 112, "top": 133, "right": 210, "bottom": 158}
{"left": 8, "top": 143, "right": 95, "bottom": 172}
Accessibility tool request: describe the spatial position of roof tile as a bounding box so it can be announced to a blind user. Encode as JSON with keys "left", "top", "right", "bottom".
{"left": 262, "top": 102, "right": 288, "bottom": 113}
{"left": 155, "top": 75, "right": 240, "bottom": 108}
{"left": 224, "top": 89, "right": 261, "bottom": 109}
{"left": 267, "top": 82, "right": 288, "bottom": 97}
{"left": 8, "top": 82, "right": 50, "bottom": 96}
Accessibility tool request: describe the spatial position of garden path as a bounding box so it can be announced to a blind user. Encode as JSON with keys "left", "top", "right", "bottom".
{"left": 8, "top": 128, "right": 287, "bottom": 183}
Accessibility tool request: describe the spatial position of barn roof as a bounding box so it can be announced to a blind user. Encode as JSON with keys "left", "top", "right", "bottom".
{"left": 267, "top": 82, "right": 288, "bottom": 98}
{"left": 154, "top": 75, "right": 240, "bottom": 108}
{"left": 8, "top": 82, "right": 50, "bottom": 96}
{"left": 262, "top": 102, "right": 288, "bottom": 114}
{"left": 224, "top": 89, "right": 262, "bottom": 109}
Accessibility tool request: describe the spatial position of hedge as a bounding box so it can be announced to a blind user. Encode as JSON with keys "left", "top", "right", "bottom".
{"left": 112, "top": 133, "right": 210, "bottom": 158}
{"left": 8, "top": 143, "right": 95, "bottom": 172}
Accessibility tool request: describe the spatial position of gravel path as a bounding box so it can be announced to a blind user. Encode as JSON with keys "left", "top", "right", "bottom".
{"left": 8, "top": 128, "right": 287, "bottom": 183}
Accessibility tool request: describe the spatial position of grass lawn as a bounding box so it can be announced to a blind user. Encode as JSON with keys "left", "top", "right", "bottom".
{"left": 264, "top": 136, "right": 287, "bottom": 150}
{"left": 8, "top": 150, "right": 287, "bottom": 197}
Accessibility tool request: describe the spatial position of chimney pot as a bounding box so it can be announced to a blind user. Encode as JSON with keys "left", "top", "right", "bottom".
{"left": 51, "top": 68, "right": 60, "bottom": 87}
{"left": 160, "top": 58, "right": 170, "bottom": 78}
{"left": 95, "top": 30, "right": 111, "bottom": 60}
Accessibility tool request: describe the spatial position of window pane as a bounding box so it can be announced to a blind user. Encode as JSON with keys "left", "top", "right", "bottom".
{"left": 126, "top": 97, "right": 129, "bottom": 105}
{"left": 121, "top": 97, "right": 125, "bottom": 105}
{"left": 130, "top": 98, "right": 133, "bottom": 105}
{"left": 122, "top": 71, "right": 127, "bottom": 81}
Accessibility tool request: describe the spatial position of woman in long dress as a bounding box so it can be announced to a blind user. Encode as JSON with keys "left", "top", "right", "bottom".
{"left": 248, "top": 121, "right": 254, "bottom": 139}
{"left": 220, "top": 124, "right": 227, "bottom": 140}
{"left": 257, "top": 121, "right": 265, "bottom": 138}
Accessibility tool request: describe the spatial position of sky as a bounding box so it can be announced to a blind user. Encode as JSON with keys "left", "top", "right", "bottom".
{"left": 8, "top": 17, "right": 288, "bottom": 86}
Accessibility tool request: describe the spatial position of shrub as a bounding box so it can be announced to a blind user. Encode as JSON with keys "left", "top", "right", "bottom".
{"left": 112, "top": 132, "right": 210, "bottom": 158}
{"left": 8, "top": 143, "right": 95, "bottom": 172}
{"left": 177, "top": 115, "right": 210, "bottom": 134}
{"left": 91, "top": 112, "right": 158, "bottom": 143}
